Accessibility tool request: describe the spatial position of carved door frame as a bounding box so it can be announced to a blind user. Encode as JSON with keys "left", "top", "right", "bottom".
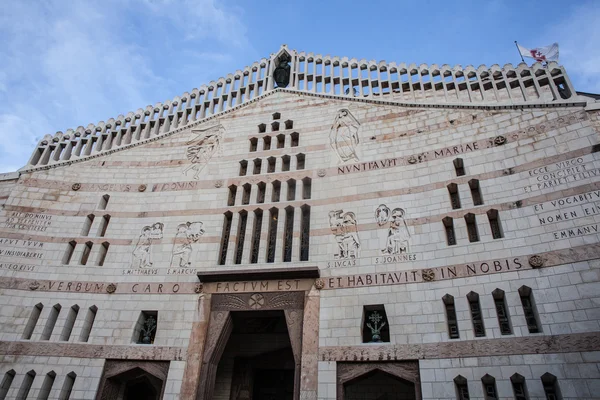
{"left": 197, "top": 291, "right": 305, "bottom": 400}
{"left": 336, "top": 361, "right": 422, "bottom": 400}
{"left": 95, "top": 360, "right": 170, "bottom": 400}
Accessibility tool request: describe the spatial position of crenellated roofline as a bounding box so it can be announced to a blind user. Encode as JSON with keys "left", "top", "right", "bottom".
{"left": 24, "top": 44, "right": 583, "bottom": 171}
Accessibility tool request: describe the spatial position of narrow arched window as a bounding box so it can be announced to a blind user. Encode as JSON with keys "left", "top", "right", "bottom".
{"left": 276, "top": 133, "right": 285, "bottom": 148}
{"left": 60, "top": 305, "right": 80, "bottom": 341}
{"left": 465, "top": 213, "right": 479, "bottom": 242}
{"left": 0, "top": 370, "right": 16, "bottom": 400}
{"left": 519, "top": 285, "right": 541, "bottom": 333}
{"left": 79, "top": 305, "right": 97, "bottom": 342}
{"left": 97, "top": 242, "right": 109, "bottom": 266}
{"left": 272, "top": 121, "right": 280, "bottom": 132}
{"left": 467, "top": 291, "right": 485, "bottom": 337}
{"left": 287, "top": 179, "right": 296, "bottom": 201}
{"left": 286, "top": 120, "right": 295, "bottom": 131}
{"left": 249, "top": 137, "right": 258, "bottom": 152}
{"left": 481, "top": 374, "right": 497, "bottom": 400}
{"left": 469, "top": 179, "right": 483, "bottom": 205}
{"left": 58, "top": 372, "right": 77, "bottom": 400}
{"left": 15, "top": 370, "right": 35, "bottom": 400}
{"left": 227, "top": 185, "right": 237, "bottom": 206}
{"left": 97, "top": 215, "right": 110, "bottom": 237}
{"left": 282, "top": 155, "right": 291, "bottom": 171}
{"left": 448, "top": 183, "right": 461, "bottom": 209}
{"left": 454, "top": 375, "right": 470, "bottom": 400}
{"left": 511, "top": 373, "right": 529, "bottom": 400}
{"left": 443, "top": 217, "right": 456, "bottom": 246}
{"left": 256, "top": 182, "right": 266, "bottom": 204}
{"left": 442, "top": 294, "right": 459, "bottom": 339}
{"left": 283, "top": 206, "right": 294, "bottom": 262}
{"left": 302, "top": 177, "right": 312, "bottom": 200}
{"left": 267, "top": 156, "right": 276, "bottom": 173}
{"left": 234, "top": 211, "right": 248, "bottom": 264}
{"left": 98, "top": 194, "right": 110, "bottom": 210}
{"left": 253, "top": 158, "right": 262, "bottom": 174}
{"left": 296, "top": 153, "right": 305, "bottom": 170}
{"left": 22, "top": 303, "right": 43, "bottom": 340}
{"left": 453, "top": 158, "right": 465, "bottom": 176}
{"left": 37, "top": 371, "right": 56, "bottom": 400}
{"left": 258, "top": 123, "right": 266, "bottom": 134}
{"left": 63, "top": 241, "right": 76, "bottom": 265}
{"left": 263, "top": 136, "right": 271, "bottom": 150}
{"left": 242, "top": 183, "right": 251, "bottom": 205}
{"left": 300, "top": 205, "right": 310, "bottom": 261}
{"left": 272, "top": 181, "right": 281, "bottom": 202}
{"left": 250, "top": 210, "right": 263, "bottom": 264}
{"left": 239, "top": 160, "right": 248, "bottom": 176}
{"left": 218, "top": 212, "right": 233, "bottom": 265}
{"left": 81, "top": 214, "right": 94, "bottom": 236}
{"left": 266, "top": 208, "right": 279, "bottom": 263}
{"left": 541, "top": 373, "right": 562, "bottom": 400}
{"left": 491, "top": 288, "right": 511, "bottom": 334}
{"left": 41, "top": 304, "right": 61, "bottom": 340}
{"left": 80, "top": 242, "right": 93, "bottom": 265}
{"left": 487, "top": 209, "right": 503, "bottom": 239}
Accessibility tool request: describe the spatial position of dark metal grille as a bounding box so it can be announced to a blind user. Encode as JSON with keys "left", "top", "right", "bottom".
{"left": 250, "top": 210, "right": 262, "bottom": 264}
{"left": 234, "top": 212, "right": 247, "bottom": 264}
{"left": 218, "top": 213, "right": 232, "bottom": 265}
{"left": 484, "top": 383, "right": 497, "bottom": 399}
{"left": 457, "top": 383, "right": 470, "bottom": 400}
{"left": 495, "top": 298, "right": 512, "bottom": 335}
{"left": 283, "top": 208, "right": 294, "bottom": 262}
{"left": 520, "top": 295, "right": 540, "bottom": 333}
{"left": 513, "top": 382, "right": 528, "bottom": 400}
{"left": 469, "top": 297, "right": 485, "bottom": 337}
{"left": 300, "top": 206, "right": 310, "bottom": 261}
{"left": 266, "top": 209, "right": 279, "bottom": 263}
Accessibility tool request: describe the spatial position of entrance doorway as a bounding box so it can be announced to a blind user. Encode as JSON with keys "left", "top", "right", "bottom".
{"left": 94, "top": 360, "right": 169, "bottom": 400}
{"left": 344, "top": 370, "right": 416, "bottom": 400}
{"left": 214, "top": 311, "right": 296, "bottom": 400}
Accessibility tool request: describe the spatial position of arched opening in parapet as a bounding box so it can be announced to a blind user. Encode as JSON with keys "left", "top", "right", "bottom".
{"left": 344, "top": 369, "right": 416, "bottom": 400}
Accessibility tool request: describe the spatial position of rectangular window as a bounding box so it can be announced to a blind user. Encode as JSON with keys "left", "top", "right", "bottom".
{"left": 465, "top": 213, "right": 479, "bottom": 242}
{"left": 300, "top": 205, "right": 310, "bottom": 261}
{"left": 234, "top": 211, "right": 248, "bottom": 264}
{"left": 296, "top": 153, "right": 305, "bottom": 170}
{"left": 22, "top": 303, "right": 43, "bottom": 340}
{"left": 454, "top": 376, "right": 470, "bottom": 400}
{"left": 257, "top": 182, "right": 266, "bottom": 204}
{"left": 98, "top": 215, "right": 111, "bottom": 237}
{"left": 492, "top": 289, "right": 512, "bottom": 335}
{"left": 481, "top": 375, "right": 497, "bottom": 400}
{"left": 250, "top": 210, "right": 263, "bottom": 264}
{"left": 287, "top": 180, "right": 296, "bottom": 201}
{"left": 469, "top": 179, "right": 483, "bottom": 205}
{"left": 242, "top": 184, "right": 251, "bottom": 205}
{"left": 0, "top": 370, "right": 16, "bottom": 400}
{"left": 303, "top": 178, "right": 312, "bottom": 199}
{"left": 134, "top": 311, "right": 158, "bottom": 344}
{"left": 80, "top": 242, "right": 93, "bottom": 265}
{"left": 453, "top": 158, "right": 465, "bottom": 176}
{"left": 443, "top": 217, "right": 456, "bottom": 246}
{"left": 239, "top": 160, "right": 248, "bottom": 176}
{"left": 228, "top": 185, "right": 237, "bottom": 206}
{"left": 443, "top": 294, "right": 459, "bottom": 339}
{"left": 283, "top": 207, "right": 294, "bottom": 262}
{"left": 253, "top": 159, "right": 262, "bottom": 175}
{"left": 272, "top": 181, "right": 281, "bottom": 202}
{"left": 60, "top": 305, "right": 80, "bottom": 341}
{"left": 58, "top": 372, "right": 76, "bottom": 400}
{"left": 487, "top": 209, "right": 503, "bottom": 239}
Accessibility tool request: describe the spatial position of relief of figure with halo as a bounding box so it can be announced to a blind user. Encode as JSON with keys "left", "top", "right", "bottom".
{"left": 375, "top": 204, "right": 411, "bottom": 254}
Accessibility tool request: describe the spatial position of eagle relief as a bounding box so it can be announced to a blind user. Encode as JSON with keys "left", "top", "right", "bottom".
{"left": 183, "top": 124, "right": 224, "bottom": 180}
{"left": 374, "top": 204, "right": 416, "bottom": 264}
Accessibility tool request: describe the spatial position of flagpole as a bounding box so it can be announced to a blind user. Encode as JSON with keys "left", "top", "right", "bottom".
{"left": 514, "top": 41, "right": 525, "bottom": 63}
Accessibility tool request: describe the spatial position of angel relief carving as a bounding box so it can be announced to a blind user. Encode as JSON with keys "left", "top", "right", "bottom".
{"left": 329, "top": 210, "right": 361, "bottom": 259}
{"left": 183, "top": 124, "right": 224, "bottom": 179}
{"left": 330, "top": 109, "right": 360, "bottom": 163}
{"left": 376, "top": 204, "right": 411, "bottom": 254}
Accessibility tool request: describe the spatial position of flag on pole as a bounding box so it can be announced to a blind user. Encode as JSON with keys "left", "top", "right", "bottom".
{"left": 516, "top": 43, "right": 559, "bottom": 63}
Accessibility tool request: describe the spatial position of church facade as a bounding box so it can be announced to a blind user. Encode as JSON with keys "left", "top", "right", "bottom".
{"left": 1, "top": 45, "right": 600, "bottom": 399}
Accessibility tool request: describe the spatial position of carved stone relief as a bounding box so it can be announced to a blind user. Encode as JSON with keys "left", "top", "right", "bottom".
{"left": 183, "top": 124, "right": 224, "bottom": 180}
{"left": 211, "top": 291, "right": 304, "bottom": 311}
{"left": 330, "top": 109, "right": 360, "bottom": 163}
{"left": 329, "top": 210, "right": 361, "bottom": 259}
{"left": 170, "top": 221, "right": 204, "bottom": 268}
{"left": 131, "top": 222, "right": 164, "bottom": 268}
{"left": 375, "top": 204, "right": 411, "bottom": 254}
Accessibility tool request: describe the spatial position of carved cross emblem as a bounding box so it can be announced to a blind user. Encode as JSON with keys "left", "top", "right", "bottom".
{"left": 248, "top": 293, "right": 265, "bottom": 309}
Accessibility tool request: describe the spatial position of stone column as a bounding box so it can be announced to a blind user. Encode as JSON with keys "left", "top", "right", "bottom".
{"left": 300, "top": 287, "right": 320, "bottom": 400}
{"left": 180, "top": 293, "right": 212, "bottom": 400}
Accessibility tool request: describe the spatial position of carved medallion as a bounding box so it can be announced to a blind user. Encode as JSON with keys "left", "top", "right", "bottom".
{"left": 194, "top": 283, "right": 203, "bottom": 294}
{"left": 314, "top": 279, "right": 325, "bottom": 290}
{"left": 138, "top": 184, "right": 147, "bottom": 192}
{"left": 407, "top": 156, "right": 417, "bottom": 164}
{"left": 494, "top": 135, "right": 507, "bottom": 146}
{"left": 106, "top": 283, "right": 117, "bottom": 294}
{"left": 317, "top": 169, "right": 327, "bottom": 177}
{"left": 248, "top": 293, "right": 265, "bottom": 309}
{"left": 421, "top": 269, "right": 435, "bottom": 282}
{"left": 29, "top": 281, "right": 40, "bottom": 291}
{"left": 214, "top": 180, "right": 224, "bottom": 188}
{"left": 528, "top": 255, "right": 544, "bottom": 268}
{"left": 71, "top": 183, "right": 81, "bottom": 191}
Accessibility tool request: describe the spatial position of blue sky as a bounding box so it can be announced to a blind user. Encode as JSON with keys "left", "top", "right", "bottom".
{"left": 0, "top": 0, "right": 598, "bottom": 172}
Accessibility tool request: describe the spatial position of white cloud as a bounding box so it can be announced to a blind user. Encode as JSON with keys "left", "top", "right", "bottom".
{"left": 544, "top": 2, "right": 600, "bottom": 93}
{"left": 0, "top": 0, "right": 252, "bottom": 173}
